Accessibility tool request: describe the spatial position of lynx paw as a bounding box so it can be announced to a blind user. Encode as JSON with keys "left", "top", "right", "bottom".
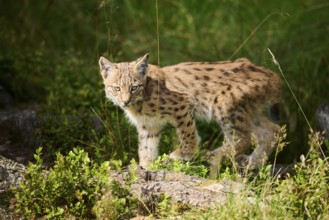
{"left": 202, "top": 150, "right": 225, "bottom": 178}
{"left": 169, "top": 149, "right": 194, "bottom": 161}
{"left": 235, "top": 154, "right": 257, "bottom": 170}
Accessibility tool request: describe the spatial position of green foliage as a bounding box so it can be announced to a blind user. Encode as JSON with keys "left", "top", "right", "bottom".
{"left": 1, "top": 1, "right": 329, "bottom": 218}
{"left": 172, "top": 135, "right": 329, "bottom": 220}
{"left": 45, "top": 50, "right": 102, "bottom": 113}
{"left": 150, "top": 154, "right": 208, "bottom": 178}
{"left": 1, "top": 0, "right": 328, "bottom": 163}
{"left": 93, "top": 159, "right": 139, "bottom": 219}
{"left": 273, "top": 132, "right": 329, "bottom": 219}
{"left": 11, "top": 125, "right": 329, "bottom": 219}
{"left": 156, "top": 194, "right": 191, "bottom": 218}
{"left": 36, "top": 114, "right": 95, "bottom": 159}
{"left": 0, "top": 48, "right": 50, "bottom": 102}
{"left": 89, "top": 109, "right": 138, "bottom": 164}
{"left": 14, "top": 147, "right": 110, "bottom": 219}
{"left": 93, "top": 179, "right": 138, "bottom": 220}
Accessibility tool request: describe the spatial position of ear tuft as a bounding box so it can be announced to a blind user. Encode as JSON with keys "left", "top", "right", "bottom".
{"left": 99, "top": 56, "right": 112, "bottom": 79}
{"left": 135, "top": 53, "right": 149, "bottom": 76}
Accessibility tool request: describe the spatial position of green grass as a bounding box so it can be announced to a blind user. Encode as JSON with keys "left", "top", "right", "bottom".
{"left": 1, "top": 0, "right": 328, "bottom": 162}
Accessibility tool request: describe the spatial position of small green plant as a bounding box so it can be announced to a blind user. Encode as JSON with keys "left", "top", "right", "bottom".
{"left": 273, "top": 131, "right": 329, "bottom": 219}
{"left": 14, "top": 147, "right": 110, "bottom": 219}
{"left": 93, "top": 159, "right": 140, "bottom": 219}
{"left": 156, "top": 193, "right": 190, "bottom": 218}
{"left": 93, "top": 179, "right": 138, "bottom": 220}
{"left": 150, "top": 154, "right": 208, "bottom": 178}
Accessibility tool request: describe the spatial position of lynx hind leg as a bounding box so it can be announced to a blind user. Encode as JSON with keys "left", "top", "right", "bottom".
{"left": 205, "top": 118, "right": 252, "bottom": 177}
{"left": 236, "top": 116, "right": 280, "bottom": 169}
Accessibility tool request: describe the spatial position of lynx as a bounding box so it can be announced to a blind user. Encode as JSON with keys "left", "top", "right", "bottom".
{"left": 98, "top": 54, "right": 281, "bottom": 174}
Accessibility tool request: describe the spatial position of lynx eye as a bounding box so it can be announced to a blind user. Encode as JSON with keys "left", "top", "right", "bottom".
{"left": 113, "top": 86, "right": 121, "bottom": 92}
{"left": 130, "top": 86, "right": 139, "bottom": 92}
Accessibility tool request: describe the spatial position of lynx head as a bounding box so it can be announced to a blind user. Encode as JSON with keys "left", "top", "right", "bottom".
{"left": 99, "top": 53, "right": 149, "bottom": 108}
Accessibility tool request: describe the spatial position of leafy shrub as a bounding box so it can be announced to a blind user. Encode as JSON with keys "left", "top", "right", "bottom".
{"left": 45, "top": 50, "right": 102, "bottom": 113}
{"left": 36, "top": 114, "right": 97, "bottom": 159}
{"left": 273, "top": 132, "right": 329, "bottom": 219}
{"left": 93, "top": 179, "right": 138, "bottom": 220}
{"left": 93, "top": 159, "right": 139, "bottom": 219}
{"left": 14, "top": 147, "right": 110, "bottom": 219}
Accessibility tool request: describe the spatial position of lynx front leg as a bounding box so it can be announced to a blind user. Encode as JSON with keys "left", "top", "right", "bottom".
{"left": 170, "top": 112, "right": 200, "bottom": 161}
{"left": 137, "top": 128, "right": 161, "bottom": 168}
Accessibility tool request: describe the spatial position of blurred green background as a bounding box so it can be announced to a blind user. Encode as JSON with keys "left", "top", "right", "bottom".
{"left": 0, "top": 0, "right": 328, "bottom": 164}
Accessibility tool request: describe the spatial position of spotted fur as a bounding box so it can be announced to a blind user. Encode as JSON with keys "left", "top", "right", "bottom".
{"left": 99, "top": 54, "right": 281, "bottom": 174}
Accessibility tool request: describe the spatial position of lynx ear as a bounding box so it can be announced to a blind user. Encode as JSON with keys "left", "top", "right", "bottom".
{"left": 135, "top": 53, "right": 149, "bottom": 77}
{"left": 99, "top": 56, "right": 114, "bottom": 79}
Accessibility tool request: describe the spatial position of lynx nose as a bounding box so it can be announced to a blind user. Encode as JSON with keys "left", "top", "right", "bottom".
{"left": 123, "top": 100, "right": 131, "bottom": 107}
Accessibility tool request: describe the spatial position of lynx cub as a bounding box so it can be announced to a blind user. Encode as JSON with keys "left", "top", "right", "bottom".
{"left": 99, "top": 54, "right": 281, "bottom": 173}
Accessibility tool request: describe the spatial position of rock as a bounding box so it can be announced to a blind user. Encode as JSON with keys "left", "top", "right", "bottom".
{"left": 0, "top": 85, "right": 14, "bottom": 109}
{"left": 0, "top": 109, "right": 104, "bottom": 163}
{"left": 0, "top": 156, "right": 26, "bottom": 192}
{"left": 0, "top": 109, "right": 39, "bottom": 162}
{"left": 0, "top": 207, "right": 13, "bottom": 220}
{"left": 110, "top": 167, "right": 249, "bottom": 210}
{"left": 0, "top": 156, "right": 25, "bottom": 220}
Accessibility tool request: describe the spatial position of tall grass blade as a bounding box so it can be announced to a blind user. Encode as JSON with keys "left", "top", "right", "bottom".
{"left": 267, "top": 48, "right": 313, "bottom": 132}
{"left": 230, "top": 12, "right": 281, "bottom": 60}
